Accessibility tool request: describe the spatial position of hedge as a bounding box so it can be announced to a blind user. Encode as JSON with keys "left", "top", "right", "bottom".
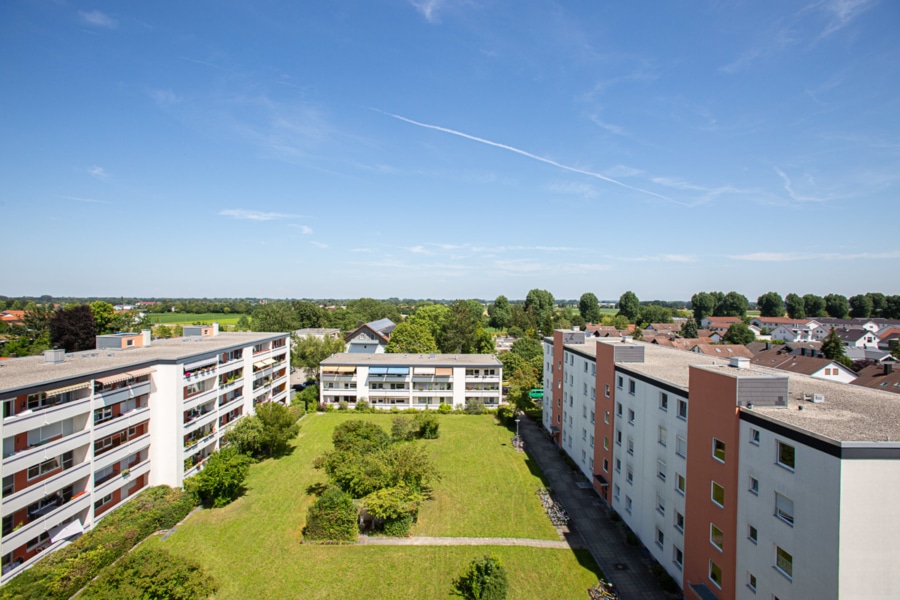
{"left": 0, "top": 486, "right": 195, "bottom": 600}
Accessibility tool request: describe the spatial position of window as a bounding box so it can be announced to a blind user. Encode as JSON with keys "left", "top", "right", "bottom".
{"left": 777, "top": 441, "right": 795, "bottom": 470}
{"left": 628, "top": 409, "right": 635, "bottom": 424}
{"left": 673, "top": 546, "right": 684, "bottom": 568}
{"left": 616, "top": 402, "right": 623, "bottom": 416}
{"left": 749, "top": 476, "right": 759, "bottom": 495}
{"left": 605, "top": 384, "right": 610, "bottom": 398}
{"left": 775, "top": 546, "right": 793, "bottom": 579}
{"left": 676, "top": 436, "right": 687, "bottom": 458}
{"left": 659, "top": 392, "right": 669, "bottom": 411}
{"left": 748, "top": 572, "right": 757, "bottom": 592}
{"left": 617, "top": 376, "right": 623, "bottom": 389}
{"left": 626, "top": 467, "right": 633, "bottom": 484}
{"left": 710, "top": 523, "right": 724, "bottom": 551}
{"left": 603, "top": 436, "right": 609, "bottom": 450}
{"left": 775, "top": 492, "right": 794, "bottom": 526}
{"left": 603, "top": 458, "right": 609, "bottom": 472}
{"left": 676, "top": 473, "right": 686, "bottom": 495}
{"left": 94, "top": 406, "right": 113, "bottom": 424}
{"left": 657, "top": 459, "right": 667, "bottom": 481}
{"left": 27, "top": 456, "right": 60, "bottom": 480}
{"left": 677, "top": 399, "right": 688, "bottom": 420}
{"left": 26, "top": 531, "right": 50, "bottom": 552}
{"left": 583, "top": 406, "right": 587, "bottom": 419}
{"left": 628, "top": 380, "right": 636, "bottom": 395}
{"left": 658, "top": 425, "right": 667, "bottom": 446}
{"left": 713, "top": 438, "right": 726, "bottom": 462}
{"left": 615, "top": 458, "right": 621, "bottom": 473}
{"left": 614, "top": 484, "right": 620, "bottom": 500}
{"left": 674, "top": 511, "right": 685, "bottom": 532}
{"left": 627, "top": 437, "right": 634, "bottom": 455}
{"left": 603, "top": 411, "right": 609, "bottom": 424}
{"left": 625, "top": 495, "right": 632, "bottom": 514}
{"left": 616, "top": 430, "right": 623, "bottom": 445}
{"left": 750, "top": 428, "right": 760, "bottom": 445}
{"left": 590, "top": 387, "right": 595, "bottom": 400}
{"left": 94, "top": 493, "right": 113, "bottom": 511}
{"left": 584, "top": 361, "right": 588, "bottom": 372}
{"left": 582, "top": 428, "right": 587, "bottom": 441}
{"left": 748, "top": 524, "right": 758, "bottom": 544}
{"left": 709, "top": 561, "right": 723, "bottom": 589}
{"left": 711, "top": 481, "right": 725, "bottom": 507}
{"left": 584, "top": 383, "right": 588, "bottom": 395}
{"left": 590, "top": 435, "right": 595, "bottom": 448}
{"left": 656, "top": 494, "right": 665, "bottom": 515}
{"left": 656, "top": 527, "right": 665, "bottom": 549}
{"left": 591, "top": 410, "right": 596, "bottom": 424}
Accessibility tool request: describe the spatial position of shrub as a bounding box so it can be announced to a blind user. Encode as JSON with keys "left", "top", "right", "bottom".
{"left": 496, "top": 406, "right": 515, "bottom": 427}
{"left": 438, "top": 402, "right": 453, "bottom": 414}
{"left": 465, "top": 398, "right": 485, "bottom": 415}
{"left": 453, "top": 555, "right": 509, "bottom": 600}
{"left": 303, "top": 486, "right": 358, "bottom": 542}
{"left": 79, "top": 546, "right": 216, "bottom": 600}
{"left": 392, "top": 416, "right": 415, "bottom": 442}
{"left": 355, "top": 399, "right": 371, "bottom": 412}
{"left": 184, "top": 447, "right": 251, "bottom": 507}
{"left": 338, "top": 400, "right": 349, "bottom": 411}
{"left": 0, "top": 487, "right": 194, "bottom": 600}
{"left": 361, "top": 485, "right": 424, "bottom": 537}
{"left": 414, "top": 411, "right": 440, "bottom": 439}
{"left": 382, "top": 515, "right": 413, "bottom": 537}
{"left": 332, "top": 420, "right": 391, "bottom": 454}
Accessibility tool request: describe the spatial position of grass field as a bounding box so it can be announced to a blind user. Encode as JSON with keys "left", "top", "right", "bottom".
{"left": 146, "top": 313, "right": 247, "bottom": 326}
{"left": 156, "top": 413, "right": 603, "bottom": 599}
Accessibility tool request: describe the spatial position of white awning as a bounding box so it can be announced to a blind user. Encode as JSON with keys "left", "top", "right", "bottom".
{"left": 414, "top": 367, "right": 435, "bottom": 375}
{"left": 44, "top": 382, "right": 91, "bottom": 397}
{"left": 183, "top": 357, "right": 218, "bottom": 371}
{"left": 96, "top": 367, "right": 156, "bottom": 386}
{"left": 49, "top": 518, "right": 84, "bottom": 543}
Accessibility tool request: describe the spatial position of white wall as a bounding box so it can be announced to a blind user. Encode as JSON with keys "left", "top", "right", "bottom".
{"left": 147, "top": 364, "right": 180, "bottom": 487}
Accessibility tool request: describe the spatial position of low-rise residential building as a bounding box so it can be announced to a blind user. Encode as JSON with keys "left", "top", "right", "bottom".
{"left": 542, "top": 332, "right": 900, "bottom": 600}
{"left": 0, "top": 326, "right": 291, "bottom": 581}
{"left": 319, "top": 353, "right": 502, "bottom": 409}
{"left": 344, "top": 319, "right": 396, "bottom": 353}
{"left": 749, "top": 349, "right": 857, "bottom": 383}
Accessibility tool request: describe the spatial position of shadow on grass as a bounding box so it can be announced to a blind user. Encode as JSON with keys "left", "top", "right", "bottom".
{"left": 306, "top": 482, "right": 328, "bottom": 496}
{"left": 572, "top": 548, "right": 607, "bottom": 582}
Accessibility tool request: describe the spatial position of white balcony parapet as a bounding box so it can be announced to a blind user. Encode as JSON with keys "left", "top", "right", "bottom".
{"left": 0, "top": 491, "right": 90, "bottom": 557}
{"left": 2, "top": 398, "right": 92, "bottom": 439}
{"left": 93, "top": 433, "right": 151, "bottom": 472}
{"left": 92, "top": 381, "right": 151, "bottom": 410}
{"left": 2, "top": 461, "right": 91, "bottom": 516}
{"left": 93, "top": 407, "right": 150, "bottom": 440}
{"left": 94, "top": 458, "right": 150, "bottom": 498}
{"left": 2, "top": 430, "right": 91, "bottom": 477}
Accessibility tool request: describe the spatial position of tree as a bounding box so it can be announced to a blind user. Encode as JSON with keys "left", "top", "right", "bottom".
{"left": 292, "top": 335, "right": 346, "bottom": 380}
{"left": 757, "top": 292, "right": 785, "bottom": 317}
{"left": 848, "top": 294, "right": 873, "bottom": 319}
{"left": 292, "top": 301, "right": 324, "bottom": 328}
{"left": 803, "top": 294, "right": 826, "bottom": 318}
{"left": 578, "top": 293, "right": 602, "bottom": 323}
{"left": 90, "top": 301, "right": 119, "bottom": 334}
{"left": 723, "top": 323, "right": 756, "bottom": 345}
{"left": 680, "top": 319, "right": 699, "bottom": 338}
{"left": 714, "top": 291, "right": 748, "bottom": 318}
{"left": 23, "top": 304, "right": 54, "bottom": 337}
{"left": 453, "top": 555, "right": 509, "bottom": 600}
{"left": 408, "top": 304, "right": 450, "bottom": 342}
{"left": 223, "top": 413, "right": 266, "bottom": 456}
{"left": 509, "top": 337, "right": 543, "bottom": 364}
{"left": 824, "top": 294, "right": 850, "bottom": 319}
{"left": 821, "top": 326, "right": 852, "bottom": 367}
{"left": 50, "top": 305, "right": 97, "bottom": 352}
{"left": 385, "top": 322, "right": 437, "bottom": 354}
{"left": 637, "top": 304, "right": 672, "bottom": 328}
{"left": 303, "top": 486, "right": 358, "bottom": 542}
{"left": 523, "top": 289, "right": 555, "bottom": 326}
{"left": 236, "top": 315, "right": 251, "bottom": 330}
{"left": 784, "top": 293, "right": 805, "bottom": 319}
{"left": 440, "top": 300, "right": 483, "bottom": 353}
{"left": 361, "top": 484, "right": 425, "bottom": 537}
{"left": 345, "top": 298, "right": 402, "bottom": 324}
{"left": 254, "top": 402, "right": 300, "bottom": 457}
{"left": 691, "top": 292, "right": 717, "bottom": 323}
{"left": 184, "top": 447, "right": 251, "bottom": 507}
{"left": 617, "top": 291, "right": 640, "bottom": 322}
{"left": 487, "top": 296, "right": 511, "bottom": 329}
{"left": 866, "top": 292, "right": 886, "bottom": 317}
{"left": 332, "top": 420, "right": 391, "bottom": 454}
{"left": 252, "top": 302, "right": 298, "bottom": 332}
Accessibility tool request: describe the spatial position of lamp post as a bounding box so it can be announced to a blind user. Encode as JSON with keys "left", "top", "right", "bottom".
{"left": 515, "top": 417, "right": 521, "bottom": 449}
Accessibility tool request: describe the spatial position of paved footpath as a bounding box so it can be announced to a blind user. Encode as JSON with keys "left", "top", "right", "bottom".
{"left": 517, "top": 415, "right": 673, "bottom": 600}
{"left": 359, "top": 536, "right": 571, "bottom": 548}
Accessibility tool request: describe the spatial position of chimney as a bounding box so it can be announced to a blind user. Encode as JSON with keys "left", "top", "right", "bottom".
{"left": 142, "top": 329, "right": 151, "bottom": 346}
{"left": 212, "top": 322, "right": 220, "bottom": 336}
{"left": 886, "top": 363, "right": 894, "bottom": 375}
{"left": 44, "top": 349, "right": 65, "bottom": 364}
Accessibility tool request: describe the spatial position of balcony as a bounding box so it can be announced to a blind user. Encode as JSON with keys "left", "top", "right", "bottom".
{"left": 218, "top": 393, "right": 243, "bottom": 411}
{"left": 2, "top": 430, "right": 91, "bottom": 477}
{"left": 2, "top": 461, "right": 90, "bottom": 516}
{"left": 0, "top": 491, "right": 90, "bottom": 556}
{"left": 94, "top": 407, "right": 150, "bottom": 440}
{"left": 183, "top": 426, "right": 216, "bottom": 454}
{"left": 93, "top": 381, "right": 151, "bottom": 410}
{"left": 94, "top": 458, "right": 150, "bottom": 498}
{"left": 2, "top": 397, "right": 91, "bottom": 439}
{"left": 183, "top": 386, "right": 218, "bottom": 412}
{"left": 94, "top": 433, "right": 151, "bottom": 472}
{"left": 184, "top": 410, "right": 218, "bottom": 436}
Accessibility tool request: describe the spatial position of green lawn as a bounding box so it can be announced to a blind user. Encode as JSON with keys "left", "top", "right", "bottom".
{"left": 146, "top": 313, "right": 247, "bottom": 326}
{"left": 157, "top": 413, "right": 602, "bottom": 599}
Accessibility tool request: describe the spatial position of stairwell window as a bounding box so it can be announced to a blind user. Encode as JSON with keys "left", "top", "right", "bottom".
{"left": 709, "top": 561, "right": 723, "bottom": 589}
{"left": 711, "top": 481, "right": 725, "bottom": 507}
{"left": 777, "top": 441, "right": 795, "bottom": 471}
{"left": 710, "top": 523, "right": 724, "bottom": 551}
{"left": 775, "top": 546, "right": 793, "bottom": 580}
{"left": 659, "top": 392, "right": 669, "bottom": 411}
{"left": 713, "top": 438, "right": 726, "bottom": 463}
{"left": 775, "top": 492, "right": 794, "bottom": 526}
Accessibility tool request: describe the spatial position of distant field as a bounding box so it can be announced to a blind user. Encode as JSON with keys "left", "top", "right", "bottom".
{"left": 146, "top": 313, "right": 246, "bottom": 326}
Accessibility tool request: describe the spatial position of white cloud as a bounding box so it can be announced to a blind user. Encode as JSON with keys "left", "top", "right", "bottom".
{"left": 57, "top": 195, "right": 109, "bottom": 204}
{"left": 288, "top": 224, "right": 313, "bottom": 234}
{"left": 218, "top": 209, "right": 302, "bottom": 221}
{"left": 545, "top": 181, "right": 596, "bottom": 198}
{"left": 588, "top": 115, "right": 628, "bottom": 136}
{"left": 729, "top": 250, "right": 900, "bottom": 262}
{"left": 410, "top": 0, "right": 445, "bottom": 23}
{"left": 774, "top": 167, "right": 826, "bottom": 203}
{"left": 818, "top": 0, "right": 876, "bottom": 38}
{"left": 88, "top": 166, "right": 109, "bottom": 180}
{"left": 79, "top": 10, "right": 117, "bottom": 29}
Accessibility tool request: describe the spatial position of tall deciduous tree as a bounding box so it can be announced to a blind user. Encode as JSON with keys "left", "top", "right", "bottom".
{"left": 714, "top": 292, "right": 748, "bottom": 318}
{"left": 292, "top": 301, "right": 324, "bottom": 329}
{"left": 90, "top": 301, "right": 119, "bottom": 334}
{"left": 866, "top": 293, "right": 886, "bottom": 317}
{"left": 803, "top": 294, "right": 826, "bottom": 318}
{"left": 292, "top": 335, "right": 346, "bottom": 379}
{"left": 756, "top": 292, "right": 785, "bottom": 317}
{"left": 784, "top": 293, "right": 805, "bottom": 319}
{"left": 409, "top": 304, "right": 450, "bottom": 342}
{"left": 680, "top": 319, "right": 699, "bottom": 338}
{"left": 824, "top": 294, "right": 850, "bottom": 319}
{"left": 617, "top": 291, "right": 640, "bottom": 322}
{"left": 488, "top": 296, "right": 511, "bottom": 329}
{"left": 50, "top": 305, "right": 97, "bottom": 352}
{"left": 385, "top": 322, "right": 437, "bottom": 354}
{"left": 723, "top": 323, "right": 756, "bottom": 345}
{"left": 691, "top": 292, "right": 717, "bottom": 323}
{"left": 524, "top": 289, "right": 555, "bottom": 326}
{"left": 440, "top": 300, "right": 484, "bottom": 353}
{"left": 848, "top": 294, "right": 873, "bottom": 319}
{"left": 252, "top": 302, "right": 299, "bottom": 332}
{"left": 578, "top": 293, "right": 602, "bottom": 323}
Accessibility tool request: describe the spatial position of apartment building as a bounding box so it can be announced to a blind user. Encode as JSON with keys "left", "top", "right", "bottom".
{"left": 0, "top": 326, "right": 290, "bottom": 582}
{"left": 543, "top": 330, "right": 900, "bottom": 600}
{"left": 320, "top": 353, "right": 502, "bottom": 409}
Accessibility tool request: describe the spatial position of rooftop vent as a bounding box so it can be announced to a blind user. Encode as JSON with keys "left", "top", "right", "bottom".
{"left": 730, "top": 357, "right": 750, "bottom": 369}
{"left": 43, "top": 349, "right": 65, "bottom": 364}
{"left": 812, "top": 393, "right": 825, "bottom": 403}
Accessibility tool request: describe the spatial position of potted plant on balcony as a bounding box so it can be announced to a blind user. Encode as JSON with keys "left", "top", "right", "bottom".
{"left": 121, "top": 468, "right": 131, "bottom": 477}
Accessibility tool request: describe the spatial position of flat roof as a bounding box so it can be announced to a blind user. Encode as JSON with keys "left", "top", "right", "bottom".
{"left": 0, "top": 332, "right": 288, "bottom": 395}
{"left": 321, "top": 353, "right": 502, "bottom": 367}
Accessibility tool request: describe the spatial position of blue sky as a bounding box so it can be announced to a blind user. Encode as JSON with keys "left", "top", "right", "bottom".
{"left": 2, "top": 1, "right": 898, "bottom": 301}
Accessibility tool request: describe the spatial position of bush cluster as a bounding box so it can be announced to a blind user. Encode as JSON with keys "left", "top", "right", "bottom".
{"left": 302, "top": 486, "right": 358, "bottom": 543}
{"left": 79, "top": 546, "right": 216, "bottom": 600}
{"left": 0, "top": 486, "right": 194, "bottom": 600}
{"left": 453, "top": 555, "right": 509, "bottom": 600}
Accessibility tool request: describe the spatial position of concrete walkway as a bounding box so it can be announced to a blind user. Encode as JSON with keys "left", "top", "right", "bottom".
{"left": 517, "top": 414, "right": 673, "bottom": 600}
{"left": 359, "top": 535, "right": 572, "bottom": 548}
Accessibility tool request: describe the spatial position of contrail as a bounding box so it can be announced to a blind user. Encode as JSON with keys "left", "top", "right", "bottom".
{"left": 377, "top": 109, "right": 673, "bottom": 202}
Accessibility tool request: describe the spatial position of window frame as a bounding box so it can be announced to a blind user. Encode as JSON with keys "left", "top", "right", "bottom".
{"left": 775, "top": 546, "right": 793, "bottom": 580}
{"left": 713, "top": 438, "right": 726, "bottom": 463}
{"left": 776, "top": 441, "right": 795, "bottom": 471}
{"left": 710, "top": 523, "right": 724, "bottom": 552}
{"left": 711, "top": 481, "right": 725, "bottom": 507}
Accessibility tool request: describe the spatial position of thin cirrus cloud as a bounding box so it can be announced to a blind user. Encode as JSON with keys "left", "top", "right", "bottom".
{"left": 378, "top": 110, "right": 677, "bottom": 204}
{"left": 410, "top": 0, "right": 446, "bottom": 23}
{"left": 288, "top": 224, "right": 314, "bottom": 234}
{"left": 78, "top": 10, "right": 117, "bottom": 29}
{"left": 774, "top": 167, "right": 825, "bottom": 203}
{"left": 218, "top": 209, "right": 303, "bottom": 221}
{"left": 730, "top": 250, "right": 900, "bottom": 262}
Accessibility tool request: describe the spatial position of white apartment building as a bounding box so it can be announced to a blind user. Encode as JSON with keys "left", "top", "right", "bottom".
{"left": 0, "top": 326, "right": 290, "bottom": 581}
{"left": 320, "top": 353, "right": 502, "bottom": 410}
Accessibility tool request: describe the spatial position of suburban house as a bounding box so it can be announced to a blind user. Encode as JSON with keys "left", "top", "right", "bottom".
{"left": 0, "top": 312, "right": 26, "bottom": 327}
{"left": 690, "top": 344, "right": 754, "bottom": 359}
{"left": 343, "top": 318, "right": 396, "bottom": 353}
{"left": 700, "top": 316, "right": 742, "bottom": 333}
{"left": 748, "top": 317, "right": 811, "bottom": 332}
{"left": 293, "top": 328, "right": 341, "bottom": 340}
{"left": 749, "top": 349, "right": 857, "bottom": 383}
{"left": 850, "top": 363, "right": 900, "bottom": 395}
{"left": 835, "top": 328, "right": 879, "bottom": 349}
